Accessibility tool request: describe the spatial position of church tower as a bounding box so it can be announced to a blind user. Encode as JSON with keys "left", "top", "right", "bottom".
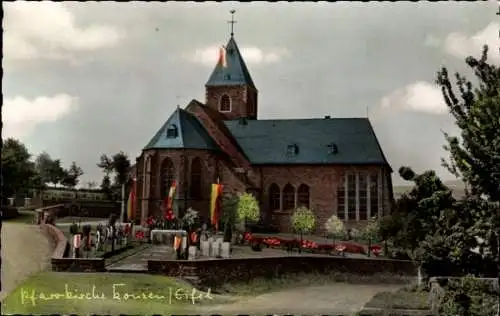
{"left": 205, "top": 11, "right": 258, "bottom": 120}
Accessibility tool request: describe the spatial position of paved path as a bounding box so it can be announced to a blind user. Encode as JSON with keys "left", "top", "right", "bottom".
{"left": 199, "top": 284, "right": 402, "bottom": 315}
{"left": 1, "top": 223, "right": 53, "bottom": 301}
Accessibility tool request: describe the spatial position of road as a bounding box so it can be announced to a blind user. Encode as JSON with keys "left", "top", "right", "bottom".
{"left": 198, "top": 283, "right": 402, "bottom": 315}
{"left": 1, "top": 223, "right": 53, "bottom": 301}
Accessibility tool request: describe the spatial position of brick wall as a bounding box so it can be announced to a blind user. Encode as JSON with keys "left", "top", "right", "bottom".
{"left": 205, "top": 85, "right": 257, "bottom": 120}
{"left": 148, "top": 256, "right": 417, "bottom": 287}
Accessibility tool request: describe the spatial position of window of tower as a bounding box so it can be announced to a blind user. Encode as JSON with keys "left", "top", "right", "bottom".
{"left": 219, "top": 94, "right": 231, "bottom": 112}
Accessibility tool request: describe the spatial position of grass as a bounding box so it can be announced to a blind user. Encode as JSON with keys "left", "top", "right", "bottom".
{"left": 219, "top": 272, "right": 413, "bottom": 296}
{"left": 1, "top": 272, "right": 227, "bottom": 315}
{"left": 3, "top": 210, "right": 36, "bottom": 224}
{"left": 362, "top": 285, "right": 432, "bottom": 315}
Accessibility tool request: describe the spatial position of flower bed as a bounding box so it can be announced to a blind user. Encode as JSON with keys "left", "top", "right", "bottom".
{"left": 247, "top": 233, "right": 383, "bottom": 256}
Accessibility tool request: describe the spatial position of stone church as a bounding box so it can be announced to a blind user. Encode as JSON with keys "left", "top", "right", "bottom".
{"left": 132, "top": 32, "right": 393, "bottom": 232}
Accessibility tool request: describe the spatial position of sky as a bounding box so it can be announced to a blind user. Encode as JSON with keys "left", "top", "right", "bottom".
{"left": 3, "top": 1, "right": 499, "bottom": 187}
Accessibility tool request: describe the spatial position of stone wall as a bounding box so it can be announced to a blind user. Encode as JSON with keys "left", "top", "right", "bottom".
{"left": 148, "top": 256, "right": 417, "bottom": 287}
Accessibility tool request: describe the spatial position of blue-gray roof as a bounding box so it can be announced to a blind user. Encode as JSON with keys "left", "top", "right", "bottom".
{"left": 224, "top": 118, "right": 390, "bottom": 166}
{"left": 144, "top": 108, "right": 220, "bottom": 151}
{"left": 205, "top": 37, "right": 255, "bottom": 88}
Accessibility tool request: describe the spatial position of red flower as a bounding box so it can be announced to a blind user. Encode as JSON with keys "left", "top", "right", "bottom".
{"left": 371, "top": 245, "right": 382, "bottom": 256}
{"left": 135, "top": 231, "right": 145, "bottom": 240}
{"left": 164, "top": 210, "right": 175, "bottom": 221}
{"left": 335, "top": 244, "right": 347, "bottom": 252}
{"left": 146, "top": 216, "right": 154, "bottom": 225}
{"left": 123, "top": 223, "right": 131, "bottom": 235}
{"left": 243, "top": 232, "right": 252, "bottom": 241}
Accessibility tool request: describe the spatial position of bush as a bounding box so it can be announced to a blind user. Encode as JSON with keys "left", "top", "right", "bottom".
{"left": 439, "top": 276, "right": 498, "bottom": 316}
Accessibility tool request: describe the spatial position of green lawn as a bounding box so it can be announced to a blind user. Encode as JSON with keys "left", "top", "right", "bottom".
{"left": 362, "top": 285, "right": 432, "bottom": 314}
{"left": 3, "top": 210, "right": 35, "bottom": 224}
{"left": 1, "top": 272, "right": 226, "bottom": 315}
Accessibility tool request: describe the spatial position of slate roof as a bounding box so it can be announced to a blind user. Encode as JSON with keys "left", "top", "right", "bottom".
{"left": 224, "top": 118, "right": 390, "bottom": 167}
{"left": 144, "top": 107, "right": 220, "bottom": 151}
{"left": 205, "top": 37, "right": 256, "bottom": 88}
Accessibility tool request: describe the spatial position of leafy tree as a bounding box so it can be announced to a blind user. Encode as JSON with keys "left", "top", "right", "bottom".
{"left": 34, "top": 152, "right": 65, "bottom": 188}
{"left": 361, "top": 217, "right": 380, "bottom": 257}
{"left": 97, "top": 154, "right": 114, "bottom": 176}
{"left": 1, "top": 138, "right": 36, "bottom": 201}
{"left": 436, "top": 45, "right": 499, "bottom": 279}
{"left": 236, "top": 192, "right": 260, "bottom": 230}
{"left": 324, "top": 214, "right": 345, "bottom": 244}
{"left": 111, "top": 152, "right": 131, "bottom": 187}
{"left": 221, "top": 193, "right": 239, "bottom": 242}
{"left": 100, "top": 175, "right": 112, "bottom": 199}
{"left": 291, "top": 206, "right": 316, "bottom": 253}
{"left": 61, "top": 162, "right": 83, "bottom": 189}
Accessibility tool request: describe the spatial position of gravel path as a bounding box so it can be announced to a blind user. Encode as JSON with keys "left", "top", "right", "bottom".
{"left": 1, "top": 223, "right": 53, "bottom": 301}
{"left": 199, "top": 283, "right": 402, "bottom": 315}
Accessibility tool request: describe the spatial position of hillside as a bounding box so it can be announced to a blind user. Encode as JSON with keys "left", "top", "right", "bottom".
{"left": 393, "top": 179, "right": 466, "bottom": 199}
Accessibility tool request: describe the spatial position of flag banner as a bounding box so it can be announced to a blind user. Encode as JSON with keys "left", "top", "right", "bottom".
{"left": 210, "top": 183, "right": 224, "bottom": 230}
{"left": 163, "top": 181, "right": 177, "bottom": 216}
{"left": 219, "top": 46, "right": 227, "bottom": 68}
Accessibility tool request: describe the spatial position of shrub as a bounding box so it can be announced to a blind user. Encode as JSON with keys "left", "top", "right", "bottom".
{"left": 324, "top": 215, "right": 345, "bottom": 240}
{"left": 236, "top": 192, "right": 260, "bottom": 224}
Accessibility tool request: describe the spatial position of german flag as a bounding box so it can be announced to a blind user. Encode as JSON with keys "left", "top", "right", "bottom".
{"left": 164, "top": 180, "right": 177, "bottom": 211}
{"left": 210, "top": 183, "right": 223, "bottom": 230}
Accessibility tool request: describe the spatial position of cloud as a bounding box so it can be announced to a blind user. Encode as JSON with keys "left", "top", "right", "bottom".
{"left": 3, "top": 1, "right": 123, "bottom": 61}
{"left": 424, "top": 34, "right": 441, "bottom": 48}
{"left": 3, "top": 94, "right": 79, "bottom": 139}
{"left": 188, "top": 45, "right": 290, "bottom": 67}
{"left": 377, "top": 81, "right": 447, "bottom": 115}
{"left": 443, "top": 22, "right": 499, "bottom": 63}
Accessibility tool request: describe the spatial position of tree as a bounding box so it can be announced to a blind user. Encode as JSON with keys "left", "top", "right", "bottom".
{"left": 1, "top": 138, "right": 36, "bottom": 201}
{"left": 236, "top": 192, "right": 260, "bottom": 231}
{"left": 361, "top": 217, "right": 380, "bottom": 257}
{"left": 97, "top": 154, "right": 114, "bottom": 176}
{"left": 437, "top": 45, "right": 499, "bottom": 283}
{"left": 111, "top": 152, "right": 131, "bottom": 187}
{"left": 86, "top": 181, "right": 97, "bottom": 190}
{"left": 61, "top": 162, "right": 83, "bottom": 189}
{"left": 34, "top": 152, "right": 65, "bottom": 187}
{"left": 324, "top": 214, "right": 345, "bottom": 245}
{"left": 221, "top": 193, "right": 239, "bottom": 242}
{"left": 101, "top": 175, "right": 112, "bottom": 199}
{"left": 291, "top": 206, "right": 316, "bottom": 253}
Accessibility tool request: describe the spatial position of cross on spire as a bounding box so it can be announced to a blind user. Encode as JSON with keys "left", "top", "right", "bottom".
{"left": 228, "top": 9, "right": 237, "bottom": 37}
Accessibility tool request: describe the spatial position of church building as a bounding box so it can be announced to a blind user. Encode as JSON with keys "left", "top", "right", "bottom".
{"left": 133, "top": 25, "right": 393, "bottom": 232}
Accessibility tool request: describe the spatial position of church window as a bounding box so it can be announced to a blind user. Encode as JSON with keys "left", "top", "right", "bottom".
{"left": 297, "top": 184, "right": 310, "bottom": 209}
{"left": 282, "top": 183, "right": 295, "bottom": 210}
{"left": 166, "top": 124, "right": 178, "bottom": 138}
{"left": 190, "top": 157, "right": 203, "bottom": 199}
{"left": 370, "top": 173, "right": 379, "bottom": 218}
{"left": 269, "top": 183, "right": 280, "bottom": 211}
{"left": 337, "top": 175, "right": 346, "bottom": 220}
{"left": 359, "top": 173, "right": 368, "bottom": 220}
{"left": 347, "top": 173, "right": 356, "bottom": 220}
{"left": 219, "top": 94, "right": 231, "bottom": 112}
{"left": 160, "top": 158, "right": 175, "bottom": 200}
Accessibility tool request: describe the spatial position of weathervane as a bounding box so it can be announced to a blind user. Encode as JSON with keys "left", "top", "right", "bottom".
{"left": 228, "top": 9, "right": 237, "bottom": 37}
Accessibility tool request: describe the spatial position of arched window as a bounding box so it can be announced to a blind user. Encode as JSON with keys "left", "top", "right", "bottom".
{"left": 190, "top": 157, "right": 203, "bottom": 199}
{"left": 282, "top": 183, "right": 295, "bottom": 210}
{"left": 297, "top": 184, "right": 310, "bottom": 209}
{"left": 268, "top": 183, "right": 280, "bottom": 211}
{"left": 219, "top": 94, "right": 231, "bottom": 112}
{"left": 160, "top": 158, "right": 175, "bottom": 198}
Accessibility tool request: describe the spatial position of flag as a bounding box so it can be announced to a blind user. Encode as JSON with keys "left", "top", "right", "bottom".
{"left": 210, "top": 183, "right": 223, "bottom": 230}
{"left": 218, "top": 46, "right": 227, "bottom": 68}
{"left": 164, "top": 181, "right": 177, "bottom": 211}
{"left": 127, "top": 178, "right": 136, "bottom": 222}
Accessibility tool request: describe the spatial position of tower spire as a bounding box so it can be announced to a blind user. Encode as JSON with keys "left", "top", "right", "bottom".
{"left": 228, "top": 9, "right": 237, "bottom": 37}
